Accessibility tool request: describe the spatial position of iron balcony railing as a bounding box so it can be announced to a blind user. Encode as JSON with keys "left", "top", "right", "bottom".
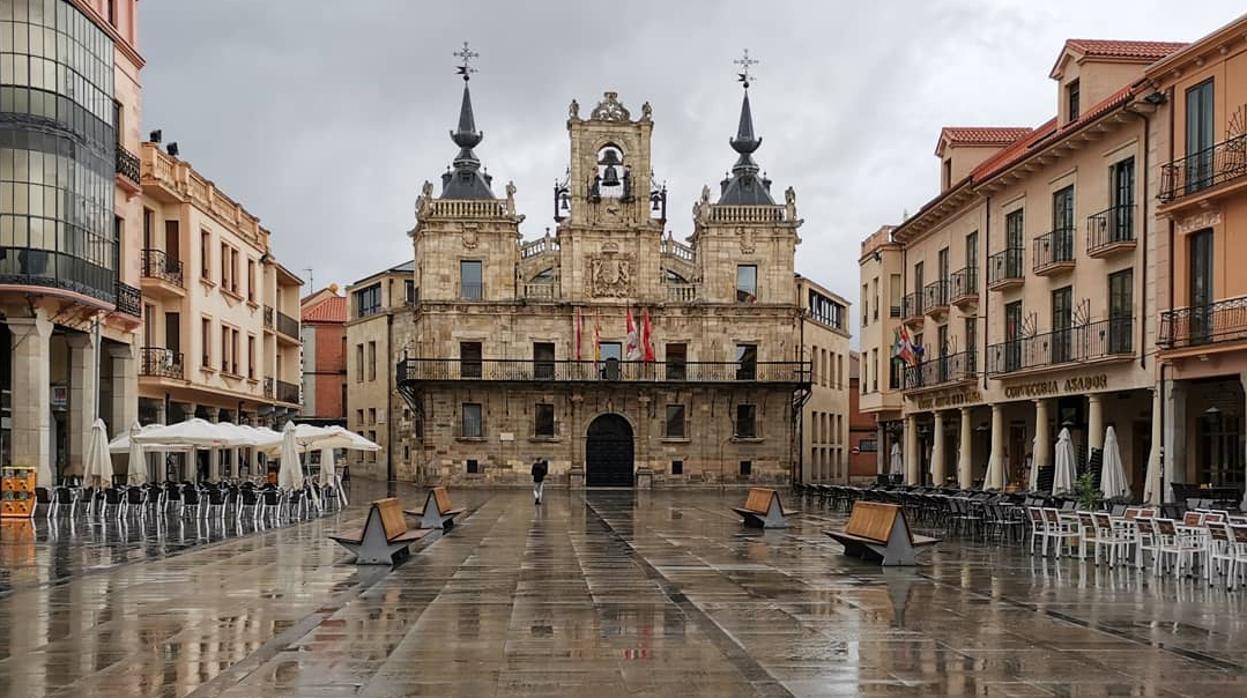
{"left": 1086, "top": 204, "right": 1135, "bottom": 254}
{"left": 901, "top": 292, "right": 924, "bottom": 320}
{"left": 276, "top": 379, "right": 300, "bottom": 404}
{"left": 276, "top": 310, "right": 299, "bottom": 339}
{"left": 987, "top": 318, "right": 1134, "bottom": 374}
{"left": 116, "top": 145, "right": 140, "bottom": 183}
{"left": 263, "top": 376, "right": 275, "bottom": 398}
{"left": 0, "top": 239, "right": 118, "bottom": 304}
{"left": 460, "top": 282, "right": 484, "bottom": 300}
{"left": 141, "top": 248, "right": 183, "bottom": 287}
{"left": 923, "top": 279, "right": 949, "bottom": 311}
{"left": 903, "top": 350, "right": 976, "bottom": 390}
{"left": 1159, "top": 133, "right": 1247, "bottom": 202}
{"left": 140, "top": 348, "right": 184, "bottom": 379}
{"left": 397, "top": 358, "right": 811, "bottom": 385}
{"left": 987, "top": 247, "right": 1023, "bottom": 286}
{"left": 263, "top": 306, "right": 274, "bottom": 330}
{"left": 1158, "top": 295, "right": 1247, "bottom": 349}
{"left": 1033, "top": 227, "right": 1075, "bottom": 272}
{"left": 949, "top": 266, "right": 977, "bottom": 301}
{"left": 115, "top": 280, "right": 141, "bottom": 317}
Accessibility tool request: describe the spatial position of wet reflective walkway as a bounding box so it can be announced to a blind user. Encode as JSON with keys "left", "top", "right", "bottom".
{"left": 2, "top": 483, "right": 1247, "bottom": 696}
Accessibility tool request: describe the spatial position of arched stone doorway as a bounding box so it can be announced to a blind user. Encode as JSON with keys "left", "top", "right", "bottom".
{"left": 586, "top": 413, "right": 634, "bottom": 487}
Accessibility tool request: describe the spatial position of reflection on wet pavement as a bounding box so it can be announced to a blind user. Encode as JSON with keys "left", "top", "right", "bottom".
{"left": 2, "top": 483, "right": 1246, "bottom": 696}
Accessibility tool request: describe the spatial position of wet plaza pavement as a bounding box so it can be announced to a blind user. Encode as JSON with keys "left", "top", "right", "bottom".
{"left": 2, "top": 482, "right": 1247, "bottom": 696}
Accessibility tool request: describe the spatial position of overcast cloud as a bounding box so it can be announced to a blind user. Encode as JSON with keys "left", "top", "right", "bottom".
{"left": 140, "top": 0, "right": 1242, "bottom": 332}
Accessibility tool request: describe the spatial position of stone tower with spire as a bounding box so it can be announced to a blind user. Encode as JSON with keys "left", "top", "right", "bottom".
{"left": 389, "top": 48, "right": 816, "bottom": 488}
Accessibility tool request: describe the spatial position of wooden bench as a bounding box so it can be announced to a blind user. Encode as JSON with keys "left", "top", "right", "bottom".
{"left": 406, "top": 486, "right": 466, "bottom": 530}
{"left": 825, "top": 501, "right": 938, "bottom": 566}
{"left": 730, "top": 488, "right": 796, "bottom": 529}
{"left": 329, "top": 497, "right": 430, "bottom": 565}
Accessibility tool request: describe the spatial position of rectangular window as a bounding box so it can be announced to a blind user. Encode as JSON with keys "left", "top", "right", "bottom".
{"left": 1111, "top": 157, "right": 1135, "bottom": 241}
{"left": 247, "top": 260, "right": 256, "bottom": 301}
{"left": 1004, "top": 301, "right": 1022, "bottom": 372}
{"left": 889, "top": 274, "right": 902, "bottom": 316}
{"left": 872, "top": 277, "right": 879, "bottom": 320}
{"left": 1051, "top": 286, "right": 1072, "bottom": 364}
{"left": 665, "top": 404, "right": 686, "bottom": 438}
{"left": 1108, "top": 269, "right": 1133, "bottom": 354}
{"left": 966, "top": 231, "right": 978, "bottom": 270}
{"left": 735, "top": 343, "right": 758, "bottom": 380}
{"left": 201, "top": 318, "right": 211, "bottom": 367}
{"left": 367, "top": 341, "right": 377, "bottom": 382}
{"left": 356, "top": 409, "right": 364, "bottom": 426}
{"left": 1006, "top": 210, "right": 1024, "bottom": 249}
{"left": 230, "top": 249, "right": 239, "bottom": 293}
{"left": 735, "top": 404, "right": 757, "bottom": 438}
{"left": 912, "top": 261, "right": 924, "bottom": 297}
{"left": 1190, "top": 229, "right": 1214, "bottom": 344}
{"left": 231, "top": 328, "right": 239, "bottom": 375}
{"left": 461, "top": 403, "right": 482, "bottom": 438}
{"left": 598, "top": 341, "right": 622, "bottom": 379}
{"left": 368, "top": 408, "right": 377, "bottom": 425}
{"left": 535, "top": 404, "right": 555, "bottom": 437}
{"left": 736, "top": 265, "right": 758, "bottom": 302}
{"left": 739, "top": 460, "right": 752, "bottom": 476}
{"left": 671, "top": 460, "right": 683, "bottom": 475}
{"left": 861, "top": 284, "right": 869, "bottom": 326}
{"left": 460, "top": 341, "right": 482, "bottom": 379}
{"left": 965, "top": 317, "right": 977, "bottom": 367}
{"left": 942, "top": 158, "right": 952, "bottom": 190}
{"left": 460, "top": 260, "right": 483, "bottom": 300}
{"left": 220, "top": 242, "right": 229, "bottom": 288}
{"left": 533, "top": 342, "right": 555, "bottom": 380}
{"left": 355, "top": 344, "right": 364, "bottom": 382}
{"left": 354, "top": 284, "right": 381, "bottom": 317}
{"left": 405, "top": 279, "right": 416, "bottom": 304}
{"left": 467, "top": 459, "right": 480, "bottom": 475}
{"left": 1185, "top": 79, "right": 1215, "bottom": 194}
{"left": 247, "top": 336, "right": 256, "bottom": 379}
{"left": 665, "top": 342, "right": 686, "bottom": 380}
{"left": 200, "top": 230, "right": 211, "bottom": 280}
{"left": 871, "top": 348, "right": 879, "bottom": 392}
{"left": 220, "top": 327, "right": 229, "bottom": 373}
{"left": 1067, "top": 79, "right": 1080, "bottom": 121}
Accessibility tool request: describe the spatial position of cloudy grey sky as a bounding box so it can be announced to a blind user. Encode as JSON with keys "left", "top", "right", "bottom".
{"left": 140, "top": 0, "right": 1242, "bottom": 323}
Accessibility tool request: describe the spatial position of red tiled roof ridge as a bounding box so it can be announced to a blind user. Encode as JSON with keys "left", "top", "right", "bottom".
{"left": 941, "top": 126, "right": 1034, "bottom": 142}
{"left": 303, "top": 295, "right": 347, "bottom": 323}
{"left": 1064, "top": 38, "right": 1189, "bottom": 59}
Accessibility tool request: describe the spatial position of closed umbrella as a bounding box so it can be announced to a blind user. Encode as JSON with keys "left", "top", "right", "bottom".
{"left": 278, "top": 422, "right": 303, "bottom": 491}
{"left": 1099, "top": 426, "right": 1130, "bottom": 500}
{"left": 889, "top": 443, "right": 903, "bottom": 477}
{"left": 126, "top": 422, "right": 148, "bottom": 485}
{"left": 1052, "top": 427, "right": 1077, "bottom": 494}
{"left": 1028, "top": 435, "right": 1041, "bottom": 492}
{"left": 83, "top": 419, "right": 113, "bottom": 489}
{"left": 319, "top": 447, "right": 336, "bottom": 487}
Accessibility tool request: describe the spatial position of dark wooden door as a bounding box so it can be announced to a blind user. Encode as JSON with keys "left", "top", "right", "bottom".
{"left": 586, "top": 414, "right": 634, "bottom": 487}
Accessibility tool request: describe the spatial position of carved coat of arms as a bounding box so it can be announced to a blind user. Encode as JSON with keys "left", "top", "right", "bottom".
{"left": 590, "top": 255, "right": 633, "bottom": 297}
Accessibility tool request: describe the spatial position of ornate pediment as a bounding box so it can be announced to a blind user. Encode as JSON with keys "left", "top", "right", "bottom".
{"left": 590, "top": 92, "right": 631, "bottom": 122}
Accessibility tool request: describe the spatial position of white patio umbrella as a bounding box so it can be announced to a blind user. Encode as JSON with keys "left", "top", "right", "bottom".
{"left": 1052, "top": 427, "right": 1077, "bottom": 494}
{"left": 133, "top": 418, "right": 238, "bottom": 448}
{"left": 83, "top": 419, "right": 113, "bottom": 489}
{"left": 259, "top": 423, "right": 337, "bottom": 456}
{"left": 1143, "top": 439, "right": 1162, "bottom": 504}
{"left": 278, "top": 421, "right": 304, "bottom": 490}
{"left": 126, "top": 422, "right": 148, "bottom": 486}
{"left": 1028, "top": 435, "right": 1041, "bottom": 492}
{"left": 319, "top": 447, "right": 336, "bottom": 487}
{"left": 1099, "top": 426, "right": 1130, "bottom": 500}
{"left": 889, "top": 443, "right": 903, "bottom": 477}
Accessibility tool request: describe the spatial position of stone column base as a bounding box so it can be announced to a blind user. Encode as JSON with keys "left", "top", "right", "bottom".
{"left": 569, "top": 465, "right": 585, "bottom": 489}
{"left": 635, "top": 467, "right": 653, "bottom": 490}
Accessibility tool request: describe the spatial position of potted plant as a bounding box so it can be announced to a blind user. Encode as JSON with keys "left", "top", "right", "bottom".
{"left": 1074, "top": 472, "right": 1102, "bottom": 511}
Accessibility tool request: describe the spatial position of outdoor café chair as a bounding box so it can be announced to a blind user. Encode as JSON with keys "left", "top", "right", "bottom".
{"left": 1041, "top": 508, "right": 1080, "bottom": 558}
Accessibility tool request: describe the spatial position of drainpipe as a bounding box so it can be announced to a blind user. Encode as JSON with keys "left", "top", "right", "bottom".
{"left": 982, "top": 196, "right": 991, "bottom": 391}
{"left": 1127, "top": 103, "right": 1151, "bottom": 369}
{"left": 386, "top": 287, "right": 394, "bottom": 482}
{"left": 797, "top": 311, "right": 805, "bottom": 485}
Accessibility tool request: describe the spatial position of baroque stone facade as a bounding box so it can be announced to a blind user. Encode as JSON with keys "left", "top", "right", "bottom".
{"left": 372, "top": 81, "right": 818, "bottom": 487}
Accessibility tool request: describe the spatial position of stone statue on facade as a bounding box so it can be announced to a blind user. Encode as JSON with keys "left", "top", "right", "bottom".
{"left": 569, "top": 99, "right": 580, "bottom": 120}
{"left": 640, "top": 101, "right": 652, "bottom": 122}
{"left": 416, "top": 180, "right": 434, "bottom": 218}
{"left": 784, "top": 186, "right": 796, "bottom": 221}
{"left": 505, "top": 180, "right": 516, "bottom": 214}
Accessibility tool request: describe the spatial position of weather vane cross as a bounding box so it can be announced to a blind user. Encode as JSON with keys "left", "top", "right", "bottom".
{"left": 734, "top": 48, "right": 758, "bottom": 89}
{"left": 453, "top": 41, "right": 479, "bottom": 81}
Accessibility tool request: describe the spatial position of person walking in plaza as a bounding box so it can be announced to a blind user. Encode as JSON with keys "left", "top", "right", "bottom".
{"left": 531, "top": 459, "right": 548, "bottom": 505}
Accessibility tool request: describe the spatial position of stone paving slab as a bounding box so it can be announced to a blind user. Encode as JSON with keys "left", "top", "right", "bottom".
{"left": 2, "top": 484, "right": 1247, "bottom": 696}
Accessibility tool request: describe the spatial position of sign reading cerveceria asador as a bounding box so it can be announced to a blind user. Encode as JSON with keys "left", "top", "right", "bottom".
{"left": 1004, "top": 374, "right": 1108, "bottom": 399}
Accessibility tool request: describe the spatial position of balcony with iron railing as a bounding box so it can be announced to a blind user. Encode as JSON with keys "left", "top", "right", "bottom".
{"left": 1158, "top": 295, "right": 1247, "bottom": 351}
{"left": 276, "top": 310, "right": 299, "bottom": 340}
{"left": 901, "top": 292, "right": 924, "bottom": 326}
{"left": 987, "top": 247, "right": 1024, "bottom": 291}
{"left": 140, "top": 248, "right": 184, "bottom": 290}
{"left": 458, "top": 282, "right": 484, "bottom": 301}
{"left": 949, "top": 266, "right": 977, "bottom": 307}
{"left": 139, "top": 347, "right": 184, "bottom": 380}
{"left": 1086, "top": 204, "right": 1136, "bottom": 258}
{"left": 922, "top": 279, "right": 949, "bottom": 317}
{"left": 397, "top": 358, "right": 811, "bottom": 386}
{"left": 0, "top": 231, "right": 119, "bottom": 305}
{"left": 116, "top": 145, "right": 140, "bottom": 184}
{"left": 1033, "top": 227, "right": 1075, "bottom": 276}
{"left": 987, "top": 318, "right": 1133, "bottom": 375}
{"left": 276, "top": 379, "right": 300, "bottom": 404}
{"left": 114, "top": 280, "right": 141, "bottom": 318}
{"left": 1159, "top": 134, "right": 1247, "bottom": 204}
{"left": 903, "top": 350, "right": 976, "bottom": 391}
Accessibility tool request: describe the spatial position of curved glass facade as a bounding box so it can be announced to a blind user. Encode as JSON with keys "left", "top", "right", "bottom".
{"left": 0, "top": 0, "right": 116, "bottom": 302}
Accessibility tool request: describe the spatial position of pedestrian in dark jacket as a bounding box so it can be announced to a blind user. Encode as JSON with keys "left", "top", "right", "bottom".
{"left": 531, "top": 459, "right": 548, "bottom": 504}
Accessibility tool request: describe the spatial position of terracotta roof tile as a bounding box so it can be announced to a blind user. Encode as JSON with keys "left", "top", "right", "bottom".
{"left": 302, "top": 295, "right": 346, "bottom": 323}
{"left": 1064, "top": 39, "right": 1188, "bottom": 61}
{"left": 940, "top": 127, "right": 1034, "bottom": 146}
